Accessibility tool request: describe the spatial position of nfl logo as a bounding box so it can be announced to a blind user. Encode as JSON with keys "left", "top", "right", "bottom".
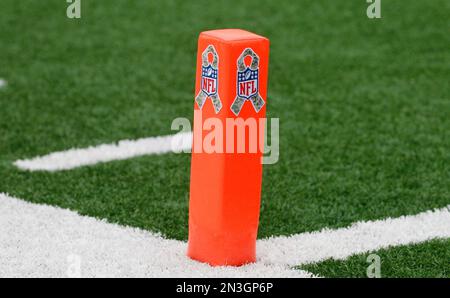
{"left": 231, "top": 47, "right": 265, "bottom": 116}
{"left": 237, "top": 67, "right": 259, "bottom": 99}
{"left": 196, "top": 44, "right": 222, "bottom": 113}
{"left": 201, "top": 65, "right": 218, "bottom": 96}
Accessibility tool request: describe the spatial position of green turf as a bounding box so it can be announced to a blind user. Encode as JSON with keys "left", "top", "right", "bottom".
{"left": 300, "top": 239, "right": 450, "bottom": 278}
{"left": 0, "top": 0, "right": 449, "bottom": 277}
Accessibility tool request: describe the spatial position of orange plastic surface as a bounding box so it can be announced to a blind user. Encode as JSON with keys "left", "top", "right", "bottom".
{"left": 188, "top": 29, "right": 270, "bottom": 266}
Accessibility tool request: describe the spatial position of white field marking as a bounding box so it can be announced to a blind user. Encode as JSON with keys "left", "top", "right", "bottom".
{"left": 258, "top": 205, "right": 450, "bottom": 266}
{"left": 14, "top": 132, "right": 193, "bottom": 172}
{"left": 1, "top": 194, "right": 449, "bottom": 277}
{"left": 0, "top": 78, "right": 7, "bottom": 89}
{"left": 0, "top": 193, "right": 313, "bottom": 278}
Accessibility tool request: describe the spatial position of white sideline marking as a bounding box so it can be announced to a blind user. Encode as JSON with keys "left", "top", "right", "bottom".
{"left": 1, "top": 193, "right": 449, "bottom": 277}
{"left": 14, "top": 132, "right": 193, "bottom": 172}
{"left": 0, "top": 78, "right": 7, "bottom": 89}
{"left": 258, "top": 206, "right": 450, "bottom": 266}
{"left": 0, "top": 193, "right": 312, "bottom": 278}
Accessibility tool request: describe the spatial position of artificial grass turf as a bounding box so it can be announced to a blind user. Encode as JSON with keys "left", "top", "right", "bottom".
{"left": 0, "top": 0, "right": 449, "bottom": 276}
{"left": 300, "top": 239, "right": 450, "bottom": 278}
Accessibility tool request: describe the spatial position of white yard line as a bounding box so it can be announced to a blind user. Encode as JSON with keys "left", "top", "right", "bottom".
{"left": 14, "top": 132, "right": 193, "bottom": 172}
{"left": 1, "top": 193, "right": 449, "bottom": 278}
{"left": 0, "top": 78, "right": 7, "bottom": 89}
{"left": 0, "top": 193, "right": 312, "bottom": 278}
{"left": 258, "top": 206, "right": 450, "bottom": 266}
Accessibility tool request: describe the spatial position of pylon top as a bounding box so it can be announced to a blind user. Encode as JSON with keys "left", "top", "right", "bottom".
{"left": 200, "top": 29, "right": 268, "bottom": 42}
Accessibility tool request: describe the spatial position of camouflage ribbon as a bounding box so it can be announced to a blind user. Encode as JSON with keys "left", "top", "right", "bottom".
{"left": 230, "top": 48, "right": 265, "bottom": 116}
{"left": 195, "top": 45, "right": 222, "bottom": 114}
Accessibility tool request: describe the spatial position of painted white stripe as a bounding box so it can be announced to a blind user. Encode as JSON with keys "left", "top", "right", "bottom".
{"left": 0, "top": 78, "right": 7, "bottom": 89}
{"left": 258, "top": 206, "right": 450, "bottom": 266}
{"left": 14, "top": 132, "right": 193, "bottom": 172}
{"left": 1, "top": 193, "right": 449, "bottom": 277}
{"left": 0, "top": 193, "right": 313, "bottom": 278}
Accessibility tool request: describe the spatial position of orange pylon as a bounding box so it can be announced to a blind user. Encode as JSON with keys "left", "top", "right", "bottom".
{"left": 188, "top": 29, "right": 270, "bottom": 266}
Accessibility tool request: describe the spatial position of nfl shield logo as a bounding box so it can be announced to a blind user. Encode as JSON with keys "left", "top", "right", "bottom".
{"left": 201, "top": 65, "right": 218, "bottom": 96}
{"left": 237, "top": 67, "right": 259, "bottom": 99}
{"left": 230, "top": 48, "right": 265, "bottom": 116}
{"left": 196, "top": 45, "right": 222, "bottom": 113}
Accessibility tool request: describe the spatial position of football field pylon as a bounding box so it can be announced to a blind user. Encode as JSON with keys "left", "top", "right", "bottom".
{"left": 188, "top": 29, "right": 270, "bottom": 266}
